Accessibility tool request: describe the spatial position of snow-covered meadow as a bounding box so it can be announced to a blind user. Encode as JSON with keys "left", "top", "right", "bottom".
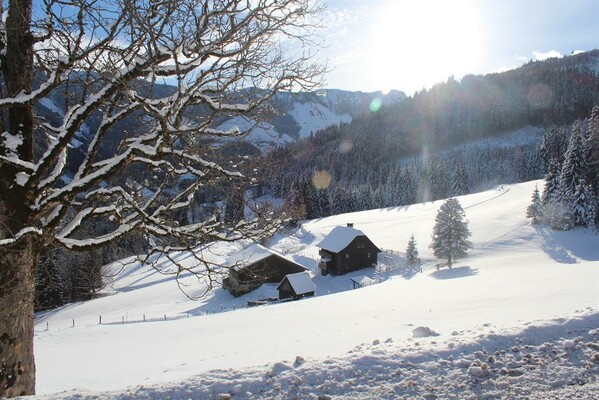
{"left": 28, "top": 180, "right": 599, "bottom": 399}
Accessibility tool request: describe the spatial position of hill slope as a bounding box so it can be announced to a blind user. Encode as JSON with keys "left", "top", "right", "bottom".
{"left": 31, "top": 180, "right": 599, "bottom": 398}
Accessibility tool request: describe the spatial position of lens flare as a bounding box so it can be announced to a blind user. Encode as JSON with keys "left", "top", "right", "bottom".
{"left": 339, "top": 140, "right": 353, "bottom": 154}
{"left": 369, "top": 97, "right": 383, "bottom": 113}
{"left": 312, "top": 170, "right": 332, "bottom": 189}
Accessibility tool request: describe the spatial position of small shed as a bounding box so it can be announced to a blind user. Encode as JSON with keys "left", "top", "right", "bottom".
{"left": 277, "top": 271, "right": 316, "bottom": 300}
{"left": 222, "top": 244, "right": 307, "bottom": 297}
{"left": 350, "top": 276, "right": 375, "bottom": 289}
{"left": 316, "top": 223, "right": 381, "bottom": 276}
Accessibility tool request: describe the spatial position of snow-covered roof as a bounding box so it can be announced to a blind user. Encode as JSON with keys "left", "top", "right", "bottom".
{"left": 225, "top": 244, "right": 306, "bottom": 272}
{"left": 350, "top": 276, "right": 375, "bottom": 286}
{"left": 277, "top": 271, "right": 316, "bottom": 295}
{"left": 316, "top": 226, "right": 367, "bottom": 253}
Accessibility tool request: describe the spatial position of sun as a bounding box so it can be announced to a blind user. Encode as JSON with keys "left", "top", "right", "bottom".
{"left": 367, "top": 0, "right": 485, "bottom": 94}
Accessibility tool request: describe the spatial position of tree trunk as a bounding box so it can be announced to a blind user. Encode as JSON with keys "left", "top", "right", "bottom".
{"left": 0, "top": 0, "right": 37, "bottom": 396}
{"left": 0, "top": 237, "right": 37, "bottom": 397}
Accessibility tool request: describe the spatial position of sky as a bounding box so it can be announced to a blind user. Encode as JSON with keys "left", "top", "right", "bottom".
{"left": 319, "top": 0, "right": 599, "bottom": 95}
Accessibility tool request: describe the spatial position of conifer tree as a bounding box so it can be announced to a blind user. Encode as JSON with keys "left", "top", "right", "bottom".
{"left": 301, "top": 177, "right": 319, "bottom": 219}
{"left": 542, "top": 148, "right": 571, "bottom": 230}
{"left": 526, "top": 185, "right": 543, "bottom": 224}
{"left": 560, "top": 121, "right": 587, "bottom": 199}
{"left": 314, "top": 188, "right": 331, "bottom": 218}
{"left": 585, "top": 105, "right": 599, "bottom": 194}
{"left": 429, "top": 159, "right": 449, "bottom": 200}
{"left": 560, "top": 121, "right": 595, "bottom": 227}
{"left": 285, "top": 179, "right": 307, "bottom": 220}
{"left": 331, "top": 186, "right": 348, "bottom": 215}
{"left": 406, "top": 234, "right": 419, "bottom": 266}
{"left": 571, "top": 182, "right": 597, "bottom": 228}
{"left": 542, "top": 160, "right": 562, "bottom": 206}
{"left": 224, "top": 190, "right": 245, "bottom": 225}
{"left": 35, "top": 251, "right": 65, "bottom": 311}
{"left": 451, "top": 157, "right": 470, "bottom": 196}
{"left": 430, "top": 198, "right": 472, "bottom": 268}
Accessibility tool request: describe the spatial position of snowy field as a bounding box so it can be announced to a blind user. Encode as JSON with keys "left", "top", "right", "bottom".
{"left": 27, "top": 180, "right": 599, "bottom": 399}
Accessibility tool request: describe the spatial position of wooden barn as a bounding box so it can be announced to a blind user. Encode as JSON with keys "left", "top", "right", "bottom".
{"left": 277, "top": 271, "right": 316, "bottom": 300}
{"left": 317, "top": 223, "right": 381, "bottom": 276}
{"left": 222, "top": 244, "right": 307, "bottom": 297}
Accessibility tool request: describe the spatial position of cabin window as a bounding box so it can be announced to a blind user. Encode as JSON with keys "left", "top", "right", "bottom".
{"left": 367, "top": 253, "right": 371, "bottom": 258}
{"left": 345, "top": 253, "right": 349, "bottom": 259}
{"left": 357, "top": 242, "right": 365, "bottom": 249}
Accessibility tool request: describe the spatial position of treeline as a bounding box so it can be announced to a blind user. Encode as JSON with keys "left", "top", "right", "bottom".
{"left": 528, "top": 105, "right": 599, "bottom": 229}
{"left": 35, "top": 230, "right": 146, "bottom": 311}
{"left": 262, "top": 140, "right": 542, "bottom": 220}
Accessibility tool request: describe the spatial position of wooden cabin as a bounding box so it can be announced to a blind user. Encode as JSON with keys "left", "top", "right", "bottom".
{"left": 316, "top": 223, "right": 381, "bottom": 276}
{"left": 222, "top": 244, "right": 307, "bottom": 297}
{"left": 277, "top": 271, "right": 316, "bottom": 300}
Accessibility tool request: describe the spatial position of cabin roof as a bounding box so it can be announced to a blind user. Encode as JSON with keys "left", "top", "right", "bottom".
{"left": 316, "top": 226, "right": 368, "bottom": 253}
{"left": 226, "top": 244, "right": 306, "bottom": 272}
{"left": 277, "top": 271, "right": 316, "bottom": 295}
{"left": 350, "top": 276, "right": 375, "bottom": 286}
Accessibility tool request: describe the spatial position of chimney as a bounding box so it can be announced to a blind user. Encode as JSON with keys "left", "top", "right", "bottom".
{"left": 347, "top": 223, "right": 354, "bottom": 228}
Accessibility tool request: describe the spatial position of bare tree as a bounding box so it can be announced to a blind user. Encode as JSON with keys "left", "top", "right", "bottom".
{"left": 0, "top": 0, "right": 324, "bottom": 396}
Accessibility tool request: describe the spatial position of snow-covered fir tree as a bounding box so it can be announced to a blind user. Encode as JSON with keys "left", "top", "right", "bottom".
{"left": 224, "top": 190, "right": 245, "bottom": 225}
{"left": 543, "top": 200, "right": 572, "bottom": 230}
{"left": 405, "top": 234, "right": 419, "bottom": 266}
{"left": 451, "top": 157, "right": 470, "bottom": 196}
{"left": 526, "top": 185, "right": 543, "bottom": 224}
{"left": 542, "top": 155, "right": 571, "bottom": 230}
{"left": 560, "top": 121, "right": 595, "bottom": 227}
{"left": 585, "top": 105, "right": 599, "bottom": 195}
{"left": 429, "top": 198, "right": 472, "bottom": 269}
{"left": 35, "top": 251, "right": 65, "bottom": 311}
{"left": 571, "top": 182, "right": 597, "bottom": 229}
{"left": 542, "top": 160, "right": 561, "bottom": 205}
{"left": 560, "top": 122, "right": 587, "bottom": 196}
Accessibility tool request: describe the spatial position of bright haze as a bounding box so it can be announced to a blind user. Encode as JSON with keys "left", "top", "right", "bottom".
{"left": 321, "top": 0, "right": 599, "bottom": 95}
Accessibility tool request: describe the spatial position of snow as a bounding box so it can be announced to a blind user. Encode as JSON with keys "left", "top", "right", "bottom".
{"left": 226, "top": 243, "right": 306, "bottom": 273}
{"left": 316, "top": 225, "right": 370, "bottom": 253}
{"left": 39, "top": 97, "right": 63, "bottom": 116}
{"left": 15, "top": 171, "right": 30, "bottom": 186}
{"left": 0, "top": 226, "right": 42, "bottom": 245}
{"left": 1, "top": 131, "right": 24, "bottom": 151}
{"left": 226, "top": 243, "right": 278, "bottom": 271}
{"left": 351, "top": 276, "right": 375, "bottom": 287}
{"left": 278, "top": 271, "right": 316, "bottom": 295}
{"left": 289, "top": 101, "right": 352, "bottom": 138}
{"left": 217, "top": 116, "right": 294, "bottom": 149}
{"left": 29, "top": 180, "right": 599, "bottom": 399}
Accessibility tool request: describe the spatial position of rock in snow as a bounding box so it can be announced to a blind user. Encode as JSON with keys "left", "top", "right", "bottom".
{"left": 412, "top": 326, "right": 440, "bottom": 338}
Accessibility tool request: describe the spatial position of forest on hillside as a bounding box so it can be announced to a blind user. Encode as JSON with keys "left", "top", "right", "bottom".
{"left": 258, "top": 51, "right": 599, "bottom": 220}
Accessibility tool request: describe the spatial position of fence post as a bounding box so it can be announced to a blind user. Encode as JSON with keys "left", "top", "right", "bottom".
{"left": 122, "top": 316, "right": 125, "bottom": 324}
{"left": 72, "top": 319, "right": 75, "bottom": 328}
{"left": 46, "top": 321, "right": 49, "bottom": 331}
{"left": 187, "top": 312, "right": 190, "bottom": 318}
{"left": 164, "top": 314, "right": 166, "bottom": 321}
{"left": 143, "top": 314, "right": 146, "bottom": 322}
{"left": 99, "top": 315, "right": 102, "bottom": 325}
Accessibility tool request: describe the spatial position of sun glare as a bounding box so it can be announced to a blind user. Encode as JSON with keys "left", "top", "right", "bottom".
{"left": 367, "top": 0, "right": 485, "bottom": 94}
